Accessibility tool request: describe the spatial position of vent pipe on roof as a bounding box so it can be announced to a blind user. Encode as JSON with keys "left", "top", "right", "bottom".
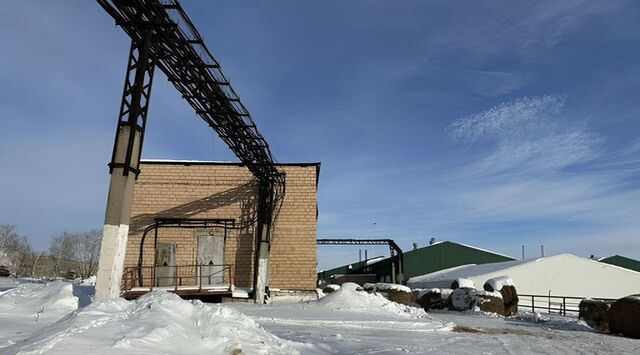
{"left": 429, "top": 237, "right": 436, "bottom": 245}
{"left": 541, "top": 245, "right": 544, "bottom": 257}
{"left": 522, "top": 245, "right": 525, "bottom": 260}
{"left": 359, "top": 249, "right": 362, "bottom": 262}
{"left": 413, "top": 243, "right": 418, "bottom": 250}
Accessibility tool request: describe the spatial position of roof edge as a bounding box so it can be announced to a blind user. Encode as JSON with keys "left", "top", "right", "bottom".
{"left": 140, "top": 159, "right": 321, "bottom": 167}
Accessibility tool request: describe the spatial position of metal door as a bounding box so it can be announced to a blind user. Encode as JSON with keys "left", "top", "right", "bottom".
{"left": 155, "top": 243, "right": 176, "bottom": 287}
{"left": 197, "top": 235, "right": 224, "bottom": 286}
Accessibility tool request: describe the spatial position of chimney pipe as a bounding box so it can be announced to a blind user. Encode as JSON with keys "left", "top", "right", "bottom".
{"left": 522, "top": 245, "right": 525, "bottom": 260}
{"left": 364, "top": 249, "right": 368, "bottom": 261}
{"left": 541, "top": 245, "right": 544, "bottom": 257}
{"left": 413, "top": 243, "right": 418, "bottom": 250}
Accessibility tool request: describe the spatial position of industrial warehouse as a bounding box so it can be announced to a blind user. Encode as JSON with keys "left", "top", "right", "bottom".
{"left": 121, "top": 160, "right": 320, "bottom": 301}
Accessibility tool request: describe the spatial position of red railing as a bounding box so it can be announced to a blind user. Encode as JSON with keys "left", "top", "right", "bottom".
{"left": 121, "top": 264, "right": 233, "bottom": 293}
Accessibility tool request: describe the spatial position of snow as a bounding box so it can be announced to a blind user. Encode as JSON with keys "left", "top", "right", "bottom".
{"left": 363, "top": 282, "right": 411, "bottom": 293}
{"left": 2, "top": 280, "right": 639, "bottom": 354}
{"left": 80, "top": 275, "right": 96, "bottom": 286}
{"left": 0, "top": 280, "right": 79, "bottom": 348}
{"left": 232, "top": 287, "right": 249, "bottom": 299}
{"left": 7, "top": 291, "right": 298, "bottom": 355}
{"left": 484, "top": 275, "right": 513, "bottom": 291}
{"left": 316, "top": 283, "right": 425, "bottom": 318}
{"left": 455, "top": 278, "right": 475, "bottom": 289}
{"left": 323, "top": 284, "right": 340, "bottom": 291}
{"left": 364, "top": 256, "right": 385, "bottom": 266}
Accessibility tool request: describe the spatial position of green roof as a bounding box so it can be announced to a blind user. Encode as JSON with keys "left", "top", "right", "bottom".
{"left": 318, "top": 241, "right": 516, "bottom": 282}
{"left": 599, "top": 255, "right": 640, "bottom": 273}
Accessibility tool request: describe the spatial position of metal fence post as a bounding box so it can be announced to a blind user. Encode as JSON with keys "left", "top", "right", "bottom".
{"left": 531, "top": 295, "right": 535, "bottom": 313}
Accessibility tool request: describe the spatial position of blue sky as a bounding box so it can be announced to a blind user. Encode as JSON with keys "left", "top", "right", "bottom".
{"left": 1, "top": 1, "right": 639, "bottom": 270}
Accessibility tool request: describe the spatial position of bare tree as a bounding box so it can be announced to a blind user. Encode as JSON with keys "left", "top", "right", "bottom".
{"left": 49, "top": 230, "right": 102, "bottom": 278}
{"left": 0, "top": 224, "right": 34, "bottom": 276}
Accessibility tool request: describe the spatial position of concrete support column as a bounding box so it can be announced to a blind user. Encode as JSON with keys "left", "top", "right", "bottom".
{"left": 95, "top": 127, "right": 142, "bottom": 301}
{"left": 254, "top": 223, "right": 270, "bottom": 303}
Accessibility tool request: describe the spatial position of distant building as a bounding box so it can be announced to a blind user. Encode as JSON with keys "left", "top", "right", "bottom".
{"left": 407, "top": 254, "right": 640, "bottom": 299}
{"left": 598, "top": 255, "right": 640, "bottom": 273}
{"left": 318, "top": 241, "right": 515, "bottom": 285}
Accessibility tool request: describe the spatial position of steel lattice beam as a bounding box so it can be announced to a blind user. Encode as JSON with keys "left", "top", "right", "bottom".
{"left": 98, "top": 0, "right": 284, "bottom": 188}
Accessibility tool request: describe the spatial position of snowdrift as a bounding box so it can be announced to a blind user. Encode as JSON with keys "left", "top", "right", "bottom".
{"left": 8, "top": 290, "right": 297, "bottom": 355}
{"left": 0, "top": 280, "right": 78, "bottom": 316}
{"left": 315, "top": 282, "right": 426, "bottom": 318}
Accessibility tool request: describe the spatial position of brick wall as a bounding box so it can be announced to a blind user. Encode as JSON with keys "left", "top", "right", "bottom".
{"left": 124, "top": 161, "right": 319, "bottom": 291}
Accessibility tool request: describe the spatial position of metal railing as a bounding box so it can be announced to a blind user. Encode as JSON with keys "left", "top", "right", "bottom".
{"left": 519, "top": 293, "right": 615, "bottom": 317}
{"left": 121, "top": 264, "right": 233, "bottom": 293}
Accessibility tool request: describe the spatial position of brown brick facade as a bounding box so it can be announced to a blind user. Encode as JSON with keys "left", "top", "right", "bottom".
{"left": 124, "top": 161, "right": 319, "bottom": 291}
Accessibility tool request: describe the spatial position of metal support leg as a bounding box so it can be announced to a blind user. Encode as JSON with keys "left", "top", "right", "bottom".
{"left": 95, "top": 32, "right": 156, "bottom": 301}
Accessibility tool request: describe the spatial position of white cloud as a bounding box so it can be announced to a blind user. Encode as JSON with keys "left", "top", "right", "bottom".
{"left": 449, "top": 95, "right": 603, "bottom": 174}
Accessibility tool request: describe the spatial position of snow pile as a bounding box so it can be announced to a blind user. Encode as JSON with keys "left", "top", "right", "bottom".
{"left": 0, "top": 280, "right": 78, "bottom": 315}
{"left": 80, "top": 275, "right": 97, "bottom": 286}
{"left": 363, "top": 282, "right": 411, "bottom": 293}
{"left": 324, "top": 284, "right": 340, "bottom": 292}
{"left": 454, "top": 278, "right": 475, "bottom": 289}
{"left": 8, "top": 290, "right": 298, "bottom": 355}
{"left": 484, "top": 276, "right": 513, "bottom": 291}
{"left": 316, "top": 282, "right": 426, "bottom": 318}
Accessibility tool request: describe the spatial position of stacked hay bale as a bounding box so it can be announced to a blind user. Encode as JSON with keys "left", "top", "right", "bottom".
{"left": 363, "top": 283, "right": 414, "bottom": 305}
{"left": 483, "top": 276, "right": 519, "bottom": 316}
{"left": 607, "top": 295, "right": 640, "bottom": 339}
{"left": 578, "top": 299, "right": 613, "bottom": 333}
{"left": 417, "top": 289, "right": 451, "bottom": 310}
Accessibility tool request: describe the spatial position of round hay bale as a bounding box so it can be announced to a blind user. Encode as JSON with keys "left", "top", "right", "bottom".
{"left": 450, "top": 287, "right": 477, "bottom": 311}
{"left": 579, "top": 299, "right": 612, "bottom": 333}
{"left": 418, "top": 289, "right": 448, "bottom": 311}
{"left": 499, "top": 285, "right": 519, "bottom": 316}
{"left": 476, "top": 292, "right": 505, "bottom": 315}
{"left": 608, "top": 295, "right": 640, "bottom": 339}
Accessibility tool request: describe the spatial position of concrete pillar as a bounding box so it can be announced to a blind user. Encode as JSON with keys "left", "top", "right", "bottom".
{"left": 95, "top": 126, "right": 142, "bottom": 301}
{"left": 254, "top": 224, "right": 270, "bottom": 303}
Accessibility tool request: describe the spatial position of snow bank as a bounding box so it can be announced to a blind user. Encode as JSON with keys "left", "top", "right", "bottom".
{"left": 9, "top": 290, "right": 297, "bottom": 355}
{"left": 316, "top": 282, "right": 425, "bottom": 318}
{"left": 0, "top": 280, "right": 78, "bottom": 316}
{"left": 484, "top": 276, "right": 513, "bottom": 292}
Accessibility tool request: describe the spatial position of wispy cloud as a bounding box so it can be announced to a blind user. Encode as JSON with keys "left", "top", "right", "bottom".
{"left": 449, "top": 95, "right": 603, "bottom": 174}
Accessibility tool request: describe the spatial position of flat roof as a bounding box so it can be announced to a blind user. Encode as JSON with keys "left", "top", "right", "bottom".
{"left": 140, "top": 159, "right": 321, "bottom": 167}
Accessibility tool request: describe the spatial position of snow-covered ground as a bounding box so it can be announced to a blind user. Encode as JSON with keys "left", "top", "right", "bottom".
{"left": 1, "top": 280, "right": 638, "bottom": 354}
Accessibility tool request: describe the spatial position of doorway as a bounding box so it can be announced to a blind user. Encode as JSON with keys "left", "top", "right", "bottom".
{"left": 197, "top": 234, "right": 225, "bottom": 286}
{"left": 155, "top": 242, "right": 176, "bottom": 287}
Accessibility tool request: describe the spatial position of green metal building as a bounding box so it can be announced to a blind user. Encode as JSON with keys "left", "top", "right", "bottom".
{"left": 598, "top": 255, "right": 640, "bottom": 273}
{"left": 319, "top": 241, "right": 516, "bottom": 284}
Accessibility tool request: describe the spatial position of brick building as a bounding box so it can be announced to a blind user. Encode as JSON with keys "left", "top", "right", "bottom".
{"left": 122, "top": 160, "right": 320, "bottom": 300}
